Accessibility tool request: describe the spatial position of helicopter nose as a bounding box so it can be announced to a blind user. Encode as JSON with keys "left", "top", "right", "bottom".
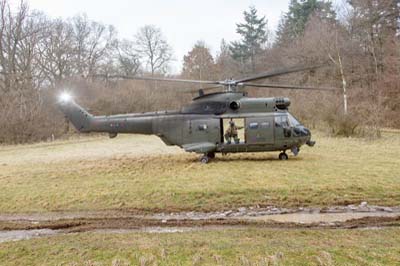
{"left": 294, "top": 126, "right": 310, "bottom": 137}
{"left": 302, "top": 127, "right": 311, "bottom": 136}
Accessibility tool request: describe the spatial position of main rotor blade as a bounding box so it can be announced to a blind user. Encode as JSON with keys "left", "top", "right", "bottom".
{"left": 201, "top": 85, "right": 225, "bottom": 90}
{"left": 235, "top": 64, "right": 327, "bottom": 84}
{"left": 95, "top": 74, "right": 220, "bottom": 86}
{"left": 183, "top": 85, "right": 224, "bottom": 94}
{"left": 241, "top": 82, "right": 337, "bottom": 91}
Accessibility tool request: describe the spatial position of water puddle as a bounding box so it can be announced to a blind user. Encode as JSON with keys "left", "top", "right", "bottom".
{"left": 94, "top": 227, "right": 198, "bottom": 234}
{"left": 245, "top": 212, "right": 399, "bottom": 224}
{"left": 0, "top": 229, "right": 59, "bottom": 243}
{"left": 0, "top": 204, "right": 398, "bottom": 223}
{"left": 0, "top": 227, "right": 220, "bottom": 243}
{"left": 0, "top": 211, "right": 143, "bottom": 222}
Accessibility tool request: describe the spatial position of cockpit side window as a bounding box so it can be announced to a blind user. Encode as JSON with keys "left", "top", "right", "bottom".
{"left": 287, "top": 113, "right": 301, "bottom": 127}
{"left": 275, "top": 116, "right": 289, "bottom": 128}
{"left": 275, "top": 116, "right": 281, "bottom": 128}
{"left": 282, "top": 116, "right": 289, "bottom": 128}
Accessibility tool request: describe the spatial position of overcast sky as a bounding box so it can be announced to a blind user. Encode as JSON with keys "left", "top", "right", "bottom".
{"left": 26, "top": 0, "right": 293, "bottom": 73}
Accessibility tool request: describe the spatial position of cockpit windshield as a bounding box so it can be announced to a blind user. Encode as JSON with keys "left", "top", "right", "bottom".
{"left": 287, "top": 113, "right": 301, "bottom": 127}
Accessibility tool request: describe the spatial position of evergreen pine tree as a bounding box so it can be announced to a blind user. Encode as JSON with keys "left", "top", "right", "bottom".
{"left": 230, "top": 6, "right": 268, "bottom": 72}
{"left": 276, "top": 0, "right": 336, "bottom": 46}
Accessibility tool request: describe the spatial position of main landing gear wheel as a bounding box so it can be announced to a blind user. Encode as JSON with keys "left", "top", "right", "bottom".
{"left": 200, "top": 155, "right": 210, "bottom": 164}
{"left": 279, "top": 152, "right": 289, "bottom": 160}
{"left": 200, "top": 152, "right": 215, "bottom": 164}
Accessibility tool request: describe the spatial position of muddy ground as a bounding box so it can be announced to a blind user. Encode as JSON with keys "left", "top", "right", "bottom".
{"left": 1, "top": 203, "right": 399, "bottom": 243}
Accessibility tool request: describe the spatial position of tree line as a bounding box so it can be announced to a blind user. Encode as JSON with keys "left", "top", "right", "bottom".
{"left": 0, "top": 0, "right": 399, "bottom": 143}
{"left": 0, "top": 0, "right": 175, "bottom": 143}
{"left": 182, "top": 1, "right": 399, "bottom": 136}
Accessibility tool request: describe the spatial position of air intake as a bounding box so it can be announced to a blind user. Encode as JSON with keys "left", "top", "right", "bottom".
{"left": 229, "top": 101, "right": 240, "bottom": 110}
{"left": 275, "top": 97, "right": 291, "bottom": 110}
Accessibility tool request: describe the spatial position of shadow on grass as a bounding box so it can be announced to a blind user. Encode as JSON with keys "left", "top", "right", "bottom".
{"left": 216, "top": 157, "right": 305, "bottom": 163}
{"left": 183, "top": 154, "right": 307, "bottom": 163}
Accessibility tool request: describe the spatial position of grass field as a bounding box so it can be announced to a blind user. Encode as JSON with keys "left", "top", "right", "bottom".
{"left": 1, "top": 133, "right": 400, "bottom": 265}
{"left": 1, "top": 228, "right": 400, "bottom": 265}
{"left": 0, "top": 132, "right": 399, "bottom": 213}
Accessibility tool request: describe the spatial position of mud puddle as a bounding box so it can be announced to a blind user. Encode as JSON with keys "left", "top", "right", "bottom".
{"left": 0, "top": 202, "right": 394, "bottom": 223}
{"left": 150, "top": 203, "right": 399, "bottom": 222}
{"left": 1, "top": 203, "right": 396, "bottom": 222}
{"left": 0, "top": 226, "right": 241, "bottom": 243}
{"left": 0, "top": 229, "right": 59, "bottom": 243}
{"left": 0, "top": 210, "right": 142, "bottom": 222}
{"left": 244, "top": 211, "right": 399, "bottom": 224}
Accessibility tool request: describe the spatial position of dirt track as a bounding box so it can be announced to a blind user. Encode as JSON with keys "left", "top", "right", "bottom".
{"left": 1, "top": 204, "right": 399, "bottom": 243}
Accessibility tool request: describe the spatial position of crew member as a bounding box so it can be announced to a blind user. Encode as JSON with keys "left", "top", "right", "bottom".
{"left": 225, "top": 119, "right": 240, "bottom": 144}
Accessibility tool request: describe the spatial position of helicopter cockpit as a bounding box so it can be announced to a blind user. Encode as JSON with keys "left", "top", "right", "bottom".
{"left": 275, "top": 113, "right": 311, "bottom": 139}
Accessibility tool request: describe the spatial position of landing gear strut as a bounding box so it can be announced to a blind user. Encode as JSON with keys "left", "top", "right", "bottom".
{"left": 278, "top": 152, "right": 288, "bottom": 160}
{"left": 200, "top": 152, "right": 215, "bottom": 164}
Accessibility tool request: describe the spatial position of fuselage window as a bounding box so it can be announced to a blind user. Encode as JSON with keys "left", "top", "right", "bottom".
{"left": 261, "top": 122, "right": 270, "bottom": 128}
{"left": 249, "top": 122, "right": 259, "bottom": 129}
{"left": 198, "top": 124, "right": 208, "bottom": 131}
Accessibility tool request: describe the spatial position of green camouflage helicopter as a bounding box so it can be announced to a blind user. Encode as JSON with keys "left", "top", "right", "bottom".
{"left": 58, "top": 65, "right": 334, "bottom": 163}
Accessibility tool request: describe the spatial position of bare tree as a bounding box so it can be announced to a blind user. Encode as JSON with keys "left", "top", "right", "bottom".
{"left": 0, "top": 0, "right": 30, "bottom": 93}
{"left": 182, "top": 41, "right": 216, "bottom": 81}
{"left": 37, "top": 18, "right": 75, "bottom": 86}
{"left": 0, "top": 0, "right": 45, "bottom": 96}
{"left": 134, "top": 25, "right": 173, "bottom": 75}
{"left": 71, "top": 14, "right": 116, "bottom": 77}
{"left": 215, "top": 39, "right": 241, "bottom": 79}
{"left": 0, "top": 0, "right": 62, "bottom": 143}
{"left": 115, "top": 39, "right": 141, "bottom": 76}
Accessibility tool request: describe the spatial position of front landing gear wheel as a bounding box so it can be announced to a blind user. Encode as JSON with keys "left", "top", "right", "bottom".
{"left": 279, "top": 152, "right": 288, "bottom": 160}
{"left": 200, "top": 155, "right": 210, "bottom": 164}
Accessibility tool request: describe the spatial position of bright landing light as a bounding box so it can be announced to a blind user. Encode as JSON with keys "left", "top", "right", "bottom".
{"left": 59, "top": 92, "right": 72, "bottom": 102}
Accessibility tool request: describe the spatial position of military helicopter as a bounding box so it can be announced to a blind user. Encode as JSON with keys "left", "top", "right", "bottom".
{"left": 58, "top": 64, "right": 334, "bottom": 163}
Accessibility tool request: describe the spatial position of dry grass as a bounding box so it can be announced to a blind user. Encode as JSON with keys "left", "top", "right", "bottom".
{"left": 0, "top": 132, "right": 399, "bottom": 213}
{"left": 1, "top": 228, "right": 400, "bottom": 265}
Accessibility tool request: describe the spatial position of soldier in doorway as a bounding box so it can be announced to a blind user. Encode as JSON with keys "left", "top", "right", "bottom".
{"left": 225, "top": 119, "right": 241, "bottom": 144}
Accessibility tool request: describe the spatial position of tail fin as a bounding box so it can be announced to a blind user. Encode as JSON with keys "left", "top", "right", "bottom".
{"left": 58, "top": 98, "right": 93, "bottom": 133}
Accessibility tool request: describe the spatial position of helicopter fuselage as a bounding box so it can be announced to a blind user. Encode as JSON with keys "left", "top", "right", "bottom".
{"left": 59, "top": 92, "right": 315, "bottom": 162}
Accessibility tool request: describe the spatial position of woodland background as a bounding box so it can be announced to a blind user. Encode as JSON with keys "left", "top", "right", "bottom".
{"left": 0, "top": 0, "right": 399, "bottom": 144}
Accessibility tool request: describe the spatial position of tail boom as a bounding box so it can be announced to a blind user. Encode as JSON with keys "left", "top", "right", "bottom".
{"left": 58, "top": 99, "right": 154, "bottom": 135}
